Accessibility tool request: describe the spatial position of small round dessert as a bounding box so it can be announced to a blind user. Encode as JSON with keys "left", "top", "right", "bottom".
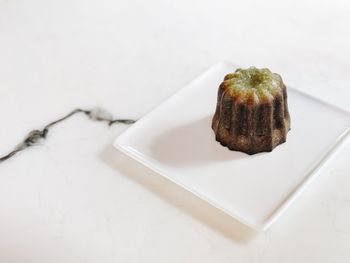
{"left": 212, "top": 67, "right": 291, "bottom": 155}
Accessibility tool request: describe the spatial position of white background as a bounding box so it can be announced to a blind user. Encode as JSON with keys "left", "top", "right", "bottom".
{"left": 0, "top": 0, "right": 350, "bottom": 262}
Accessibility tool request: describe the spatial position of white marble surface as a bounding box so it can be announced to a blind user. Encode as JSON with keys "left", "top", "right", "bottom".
{"left": 0, "top": 0, "right": 350, "bottom": 262}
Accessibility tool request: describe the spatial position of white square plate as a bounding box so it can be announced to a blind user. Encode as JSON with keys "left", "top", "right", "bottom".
{"left": 114, "top": 62, "right": 350, "bottom": 231}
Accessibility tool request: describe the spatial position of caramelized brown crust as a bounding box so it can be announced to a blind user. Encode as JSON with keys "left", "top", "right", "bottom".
{"left": 212, "top": 74, "right": 291, "bottom": 155}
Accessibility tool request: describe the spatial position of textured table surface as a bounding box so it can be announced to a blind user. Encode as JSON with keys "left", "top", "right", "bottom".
{"left": 0, "top": 0, "right": 350, "bottom": 262}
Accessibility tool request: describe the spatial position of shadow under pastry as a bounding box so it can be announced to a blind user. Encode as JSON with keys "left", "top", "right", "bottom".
{"left": 148, "top": 116, "right": 247, "bottom": 167}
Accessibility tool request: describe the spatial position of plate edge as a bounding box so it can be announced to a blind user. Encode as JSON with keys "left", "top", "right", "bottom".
{"left": 262, "top": 128, "right": 350, "bottom": 230}
{"left": 116, "top": 61, "right": 235, "bottom": 143}
{"left": 114, "top": 140, "right": 263, "bottom": 231}
{"left": 113, "top": 62, "right": 350, "bottom": 231}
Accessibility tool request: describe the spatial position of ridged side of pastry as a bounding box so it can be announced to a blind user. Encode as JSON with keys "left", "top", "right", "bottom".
{"left": 212, "top": 69, "right": 290, "bottom": 155}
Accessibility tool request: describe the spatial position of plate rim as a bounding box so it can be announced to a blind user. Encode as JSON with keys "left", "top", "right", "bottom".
{"left": 113, "top": 61, "right": 350, "bottom": 231}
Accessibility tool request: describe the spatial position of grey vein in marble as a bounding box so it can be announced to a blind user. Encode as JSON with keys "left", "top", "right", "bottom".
{"left": 0, "top": 108, "right": 136, "bottom": 163}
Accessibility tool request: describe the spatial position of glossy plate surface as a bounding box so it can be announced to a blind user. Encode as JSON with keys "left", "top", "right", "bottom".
{"left": 114, "top": 62, "right": 350, "bottom": 231}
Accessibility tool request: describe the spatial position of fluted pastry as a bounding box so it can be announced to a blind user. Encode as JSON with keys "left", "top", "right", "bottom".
{"left": 212, "top": 67, "right": 291, "bottom": 155}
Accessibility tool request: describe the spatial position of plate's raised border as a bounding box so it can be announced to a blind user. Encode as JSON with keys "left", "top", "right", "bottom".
{"left": 114, "top": 62, "right": 350, "bottom": 231}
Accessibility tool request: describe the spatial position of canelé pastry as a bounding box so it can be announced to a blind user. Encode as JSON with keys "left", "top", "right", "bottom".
{"left": 212, "top": 67, "right": 291, "bottom": 155}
